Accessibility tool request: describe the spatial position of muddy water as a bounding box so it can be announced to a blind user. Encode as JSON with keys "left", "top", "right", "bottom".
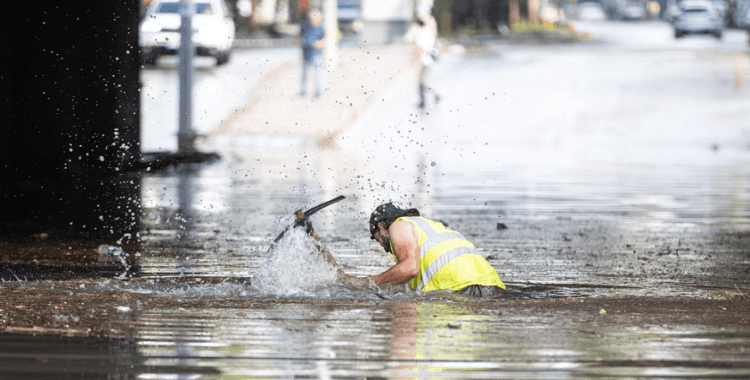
{"left": 135, "top": 134, "right": 750, "bottom": 299}
{"left": 117, "top": 300, "right": 750, "bottom": 379}
{"left": 4, "top": 154, "right": 747, "bottom": 378}
{"left": 2, "top": 288, "right": 748, "bottom": 379}
{"left": 72, "top": 133, "right": 746, "bottom": 377}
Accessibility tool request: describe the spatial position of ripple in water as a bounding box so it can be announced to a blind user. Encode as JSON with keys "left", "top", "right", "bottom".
{"left": 98, "top": 216, "right": 377, "bottom": 299}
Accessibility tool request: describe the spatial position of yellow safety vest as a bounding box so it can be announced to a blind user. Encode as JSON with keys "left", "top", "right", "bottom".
{"left": 391, "top": 216, "right": 506, "bottom": 292}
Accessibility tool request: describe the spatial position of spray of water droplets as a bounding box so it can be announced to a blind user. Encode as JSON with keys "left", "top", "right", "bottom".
{"left": 253, "top": 216, "right": 339, "bottom": 296}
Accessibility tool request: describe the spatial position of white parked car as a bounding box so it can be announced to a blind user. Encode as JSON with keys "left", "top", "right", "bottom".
{"left": 576, "top": 2, "right": 608, "bottom": 21}
{"left": 618, "top": 1, "right": 648, "bottom": 20}
{"left": 673, "top": 0, "right": 724, "bottom": 39}
{"left": 140, "top": 0, "right": 235, "bottom": 65}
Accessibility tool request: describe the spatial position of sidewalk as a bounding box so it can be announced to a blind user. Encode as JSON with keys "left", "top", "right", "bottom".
{"left": 208, "top": 44, "right": 415, "bottom": 146}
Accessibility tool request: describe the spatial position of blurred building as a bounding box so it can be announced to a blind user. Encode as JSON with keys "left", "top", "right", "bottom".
{"left": 224, "top": 0, "right": 568, "bottom": 42}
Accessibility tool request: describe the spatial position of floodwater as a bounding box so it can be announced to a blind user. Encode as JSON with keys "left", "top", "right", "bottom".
{"left": 2, "top": 21, "right": 750, "bottom": 378}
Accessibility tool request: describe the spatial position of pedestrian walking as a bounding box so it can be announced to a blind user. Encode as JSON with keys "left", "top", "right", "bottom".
{"left": 298, "top": 9, "right": 326, "bottom": 98}
{"left": 403, "top": 13, "right": 441, "bottom": 109}
{"left": 334, "top": 202, "right": 507, "bottom": 296}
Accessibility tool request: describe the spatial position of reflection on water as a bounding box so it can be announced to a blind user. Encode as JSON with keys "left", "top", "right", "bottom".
{"left": 24, "top": 298, "right": 728, "bottom": 379}
{"left": 5, "top": 300, "right": 746, "bottom": 379}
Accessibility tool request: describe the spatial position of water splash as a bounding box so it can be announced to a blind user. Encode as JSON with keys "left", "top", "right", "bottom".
{"left": 97, "top": 244, "right": 131, "bottom": 278}
{"left": 253, "top": 216, "right": 339, "bottom": 296}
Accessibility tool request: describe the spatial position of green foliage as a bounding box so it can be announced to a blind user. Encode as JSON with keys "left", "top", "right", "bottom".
{"left": 510, "top": 19, "right": 567, "bottom": 33}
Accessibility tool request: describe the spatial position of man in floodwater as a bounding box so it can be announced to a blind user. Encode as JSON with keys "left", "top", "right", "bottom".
{"left": 338, "top": 203, "right": 506, "bottom": 296}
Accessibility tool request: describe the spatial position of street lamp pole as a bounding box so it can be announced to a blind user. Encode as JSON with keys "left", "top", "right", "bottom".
{"left": 178, "top": 0, "right": 195, "bottom": 153}
{"left": 324, "top": 0, "right": 338, "bottom": 69}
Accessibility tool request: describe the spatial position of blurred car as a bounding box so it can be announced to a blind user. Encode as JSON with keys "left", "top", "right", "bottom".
{"left": 337, "top": 0, "right": 364, "bottom": 33}
{"left": 666, "top": 0, "right": 681, "bottom": 21}
{"left": 732, "top": 0, "right": 750, "bottom": 28}
{"left": 618, "top": 0, "right": 648, "bottom": 19}
{"left": 140, "top": 0, "right": 235, "bottom": 65}
{"left": 673, "top": 0, "right": 724, "bottom": 38}
{"left": 576, "top": 1, "right": 608, "bottom": 20}
{"left": 710, "top": 0, "right": 729, "bottom": 20}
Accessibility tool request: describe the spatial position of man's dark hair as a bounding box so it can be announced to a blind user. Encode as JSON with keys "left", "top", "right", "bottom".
{"left": 379, "top": 209, "right": 420, "bottom": 231}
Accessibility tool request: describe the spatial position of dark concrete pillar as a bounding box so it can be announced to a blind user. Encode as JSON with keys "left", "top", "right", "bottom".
{"left": 0, "top": 1, "right": 142, "bottom": 239}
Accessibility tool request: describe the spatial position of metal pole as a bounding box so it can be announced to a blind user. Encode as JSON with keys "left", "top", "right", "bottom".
{"left": 323, "top": 0, "right": 338, "bottom": 69}
{"left": 178, "top": 0, "right": 195, "bottom": 153}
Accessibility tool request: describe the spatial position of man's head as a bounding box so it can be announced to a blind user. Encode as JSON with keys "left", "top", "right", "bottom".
{"left": 369, "top": 203, "right": 419, "bottom": 251}
{"left": 308, "top": 9, "right": 322, "bottom": 26}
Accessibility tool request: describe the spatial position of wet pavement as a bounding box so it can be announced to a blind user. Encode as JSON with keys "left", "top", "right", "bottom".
{"left": 2, "top": 20, "right": 750, "bottom": 378}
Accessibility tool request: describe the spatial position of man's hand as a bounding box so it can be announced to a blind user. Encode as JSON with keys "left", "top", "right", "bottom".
{"left": 339, "top": 274, "right": 369, "bottom": 288}
{"left": 330, "top": 220, "right": 421, "bottom": 291}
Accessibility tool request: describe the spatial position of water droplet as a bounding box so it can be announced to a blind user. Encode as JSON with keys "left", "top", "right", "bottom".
{"left": 430, "top": 161, "right": 436, "bottom": 166}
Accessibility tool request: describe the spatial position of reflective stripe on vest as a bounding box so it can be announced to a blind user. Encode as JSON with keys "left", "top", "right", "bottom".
{"left": 417, "top": 245, "right": 478, "bottom": 291}
{"left": 398, "top": 217, "right": 479, "bottom": 291}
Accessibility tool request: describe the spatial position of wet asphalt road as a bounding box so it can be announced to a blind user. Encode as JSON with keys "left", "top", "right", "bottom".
{"left": 140, "top": 47, "right": 298, "bottom": 152}
{"left": 139, "top": 20, "right": 750, "bottom": 294}
{"left": 2, "top": 20, "right": 750, "bottom": 378}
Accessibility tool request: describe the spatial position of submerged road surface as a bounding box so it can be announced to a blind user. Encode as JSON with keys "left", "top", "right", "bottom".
{"left": 1, "top": 20, "right": 749, "bottom": 378}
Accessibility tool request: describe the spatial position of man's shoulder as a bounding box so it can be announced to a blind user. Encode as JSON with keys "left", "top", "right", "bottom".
{"left": 392, "top": 218, "right": 416, "bottom": 227}
{"left": 390, "top": 219, "right": 420, "bottom": 240}
{"left": 389, "top": 222, "right": 419, "bottom": 256}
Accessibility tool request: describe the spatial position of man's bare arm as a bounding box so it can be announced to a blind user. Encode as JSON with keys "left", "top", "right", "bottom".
{"left": 337, "top": 221, "right": 420, "bottom": 289}
{"left": 370, "top": 221, "right": 420, "bottom": 286}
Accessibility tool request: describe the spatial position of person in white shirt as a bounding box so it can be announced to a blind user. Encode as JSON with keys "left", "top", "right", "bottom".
{"left": 403, "top": 13, "right": 441, "bottom": 109}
